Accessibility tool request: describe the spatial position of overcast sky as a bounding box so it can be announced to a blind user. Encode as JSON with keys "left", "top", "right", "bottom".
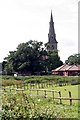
{"left": 0, "top": 0, "right": 78, "bottom": 63}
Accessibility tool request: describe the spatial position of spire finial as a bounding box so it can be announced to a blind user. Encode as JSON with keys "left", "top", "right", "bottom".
{"left": 50, "top": 10, "right": 53, "bottom": 22}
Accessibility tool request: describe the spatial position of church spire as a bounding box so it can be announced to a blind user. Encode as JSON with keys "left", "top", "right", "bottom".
{"left": 49, "top": 10, "right": 55, "bottom": 36}
{"left": 47, "top": 10, "right": 58, "bottom": 51}
{"left": 50, "top": 10, "right": 53, "bottom": 23}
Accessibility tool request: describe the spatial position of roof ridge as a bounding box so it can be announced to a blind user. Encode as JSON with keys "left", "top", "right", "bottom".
{"left": 66, "top": 65, "right": 72, "bottom": 70}
{"left": 55, "top": 64, "right": 68, "bottom": 71}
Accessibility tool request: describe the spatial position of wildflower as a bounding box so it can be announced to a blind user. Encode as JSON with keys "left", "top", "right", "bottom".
{"left": 38, "top": 99, "right": 40, "bottom": 102}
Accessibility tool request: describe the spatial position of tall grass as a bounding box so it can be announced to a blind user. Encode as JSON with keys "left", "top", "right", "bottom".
{"left": 1, "top": 92, "right": 79, "bottom": 119}
{"left": 2, "top": 75, "right": 80, "bottom": 86}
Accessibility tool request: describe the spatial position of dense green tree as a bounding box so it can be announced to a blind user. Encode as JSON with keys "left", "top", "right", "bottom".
{"left": 65, "top": 54, "right": 80, "bottom": 65}
{"left": 46, "top": 50, "right": 63, "bottom": 71}
{"left": 4, "top": 40, "right": 47, "bottom": 75}
{"left": 3, "top": 40, "right": 63, "bottom": 75}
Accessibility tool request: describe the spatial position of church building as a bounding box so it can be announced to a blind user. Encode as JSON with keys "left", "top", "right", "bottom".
{"left": 47, "top": 11, "right": 58, "bottom": 51}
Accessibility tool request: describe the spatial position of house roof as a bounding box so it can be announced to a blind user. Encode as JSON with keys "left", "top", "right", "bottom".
{"left": 68, "top": 65, "right": 80, "bottom": 71}
{"left": 52, "top": 64, "right": 80, "bottom": 72}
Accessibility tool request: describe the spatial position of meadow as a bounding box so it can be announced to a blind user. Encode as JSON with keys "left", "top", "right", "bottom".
{"left": 0, "top": 76, "right": 80, "bottom": 119}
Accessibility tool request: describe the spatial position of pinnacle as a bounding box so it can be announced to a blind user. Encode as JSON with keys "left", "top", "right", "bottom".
{"left": 50, "top": 10, "right": 53, "bottom": 23}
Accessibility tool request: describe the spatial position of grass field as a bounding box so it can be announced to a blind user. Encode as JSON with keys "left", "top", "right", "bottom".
{"left": 1, "top": 83, "right": 80, "bottom": 119}
{"left": 24, "top": 84, "right": 79, "bottom": 105}
{"left": 0, "top": 75, "right": 80, "bottom": 119}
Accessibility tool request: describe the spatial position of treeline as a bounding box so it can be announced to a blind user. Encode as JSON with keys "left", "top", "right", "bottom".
{"left": 2, "top": 75, "right": 80, "bottom": 85}
{"left": 2, "top": 40, "right": 63, "bottom": 75}
{"left": 2, "top": 40, "right": 80, "bottom": 76}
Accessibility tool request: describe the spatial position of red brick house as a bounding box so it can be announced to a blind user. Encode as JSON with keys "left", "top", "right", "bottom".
{"left": 52, "top": 64, "right": 80, "bottom": 76}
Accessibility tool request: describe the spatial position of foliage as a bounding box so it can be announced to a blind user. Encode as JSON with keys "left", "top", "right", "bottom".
{"left": 65, "top": 54, "right": 80, "bottom": 65}
{"left": 1, "top": 75, "right": 80, "bottom": 86}
{"left": 46, "top": 50, "right": 63, "bottom": 71}
{"left": 1, "top": 77, "right": 80, "bottom": 119}
{"left": 2, "top": 80, "right": 23, "bottom": 86}
{"left": 1, "top": 92, "right": 79, "bottom": 119}
{"left": 2, "top": 40, "right": 63, "bottom": 75}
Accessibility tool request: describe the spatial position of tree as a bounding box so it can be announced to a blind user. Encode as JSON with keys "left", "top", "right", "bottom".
{"left": 46, "top": 50, "right": 63, "bottom": 71}
{"left": 3, "top": 40, "right": 63, "bottom": 75}
{"left": 65, "top": 54, "right": 80, "bottom": 65}
{"left": 4, "top": 40, "right": 47, "bottom": 75}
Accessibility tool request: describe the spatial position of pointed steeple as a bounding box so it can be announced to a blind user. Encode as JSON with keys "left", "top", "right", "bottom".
{"left": 49, "top": 10, "right": 55, "bottom": 36}
{"left": 50, "top": 10, "right": 53, "bottom": 23}
{"left": 47, "top": 10, "right": 58, "bottom": 51}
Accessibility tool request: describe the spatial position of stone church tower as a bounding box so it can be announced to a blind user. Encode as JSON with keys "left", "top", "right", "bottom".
{"left": 47, "top": 11, "right": 58, "bottom": 51}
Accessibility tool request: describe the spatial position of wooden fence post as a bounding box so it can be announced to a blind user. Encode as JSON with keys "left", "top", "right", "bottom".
{"left": 33, "top": 83, "right": 35, "bottom": 89}
{"left": 59, "top": 91, "right": 62, "bottom": 104}
{"left": 16, "top": 84, "right": 18, "bottom": 89}
{"left": 44, "top": 90, "right": 47, "bottom": 98}
{"left": 41, "top": 83, "right": 43, "bottom": 88}
{"left": 69, "top": 91, "right": 72, "bottom": 105}
{"left": 52, "top": 91, "right": 54, "bottom": 99}
{"left": 10, "top": 88, "right": 11, "bottom": 93}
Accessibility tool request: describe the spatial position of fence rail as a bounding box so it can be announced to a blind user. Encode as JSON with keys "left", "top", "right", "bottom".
{"left": 1, "top": 87, "right": 80, "bottom": 105}
{"left": 29, "top": 89, "right": 80, "bottom": 105}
